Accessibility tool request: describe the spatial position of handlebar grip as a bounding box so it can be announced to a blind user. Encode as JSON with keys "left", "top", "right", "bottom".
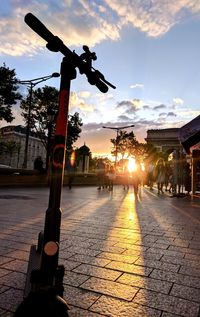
{"left": 24, "top": 13, "right": 55, "bottom": 43}
{"left": 95, "top": 80, "right": 108, "bottom": 93}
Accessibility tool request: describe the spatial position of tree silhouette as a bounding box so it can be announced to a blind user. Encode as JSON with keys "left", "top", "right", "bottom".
{"left": 20, "top": 86, "right": 83, "bottom": 151}
{"left": 0, "top": 63, "right": 21, "bottom": 122}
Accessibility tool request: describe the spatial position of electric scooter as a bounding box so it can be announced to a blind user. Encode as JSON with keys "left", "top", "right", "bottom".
{"left": 14, "top": 13, "right": 115, "bottom": 317}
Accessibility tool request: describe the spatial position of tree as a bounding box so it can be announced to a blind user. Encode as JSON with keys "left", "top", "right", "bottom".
{"left": 0, "top": 63, "right": 21, "bottom": 122}
{"left": 111, "top": 130, "right": 139, "bottom": 161}
{"left": 67, "top": 112, "right": 83, "bottom": 151}
{"left": 20, "top": 85, "right": 83, "bottom": 150}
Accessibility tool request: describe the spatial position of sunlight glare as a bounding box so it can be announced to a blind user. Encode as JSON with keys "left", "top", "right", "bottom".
{"left": 128, "top": 158, "right": 137, "bottom": 172}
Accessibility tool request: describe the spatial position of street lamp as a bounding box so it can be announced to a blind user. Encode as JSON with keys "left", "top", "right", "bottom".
{"left": 102, "top": 124, "right": 135, "bottom": 168}
{"left": 19, "top": 72, "right": 60, "bottom": 169}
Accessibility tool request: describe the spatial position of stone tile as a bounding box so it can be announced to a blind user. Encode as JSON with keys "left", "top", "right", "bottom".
{"left": 168, "top": 245, "right": 200, "bottom": 256}
{"left": 161, "top": 255, "right": 199, "bottom": 267}
{"left": 97, "top": 251, "right": 138, "bottom": 264}
{"left": 0, "top": 271, "right": 26, "bottom": 289}
{"left": 0, "top": 257, "right": 13, "bottom": 266}
{"left": 147, "top": 248, "right": 185, "bottom": 258}
{"left": 64, "top": 285, "right": 101, "bottom": 310}
{"left": 151, "top": 243, "right": 170, "bottom": 250}
{"left": 61, "top": 240, "right": 93, "bottom": 250}
{"left": 161, "top": 313, "right": 182, "bottom": 317}
{"left": 117, "top": 273, "right": 172, "bottom": 294}
{"left": 0, "top": 247, "right": 15, "bottom": 256}
{"left": 5, "top": 250, "right": 29, "bottom": 261}
{"left": 140, "top": 235, "right": 159, "bottom": 243}
{"left": 0, "top": 268, "right": 10, "bottom": 278}
{"left": 0, "top": 288, "right": 23, "bottom": 312}
{"left": 59, "top": 251, "right": 75, "bottom": 259}
{"left": 179, "top": 265, "right": 200, "bottom": 277}
{"left": 64, "top": 246, "right": 101, "bottom": 257}
{"left": 90, "top": 244, "right": 126, "bottom": 254}
{"left": 155, "top": 238, "right": 175, "bottom": 245}
{"left": 0, "top": 285, "right": 10, "bottom": 294}
{"left": 134, "top": 258, "right": 179, "bottom": 272}
{"left": 170, "top": 283, "right": 200, "bottom": 303}
{"left": 68, "top": 306, "right": 104, "bottom": 316}
{"left": 150, "top": 269, "right": 200, "bottom": 288}
{"left": 106, "top": 261, "right": 152, "bottom": 276}
{"left": 63, "top": 271, "right": 89, "bottom": 287}
{"left": 138, "top": 252, "right": 163, "bottom": 261}
{"left": 1, "top": 259, "right": 28, "bottom": 274}
{"left": 114, "top": 242, "right": 148, "bottom": 252}
{"left": 69, "top": 254, "right": 111, "bottom": 267}
{"left": 73, "top": 264, "right": 122, "bottom": 281}
{"left": 89, "top": 295, "right": 161, "bottom": 317}
{"left": 134, "top": 289, "right": 200, "bottom": 317}
{"left": 173, "top": 238, "right": 190, "bottom": 247}
{"left": 184, "top": 253, "right": 200, "bottom": 261}
{"left": 189, "top": 242, "right": 200, "bottom": 249}
{"left": 120, "top": 249, "right": 141, "bottom": 257}
{"left": 59, "top": 259, "right": 81, "bottom": 271}
{"left": 81, "top": 277, "right": 138, "bottom": 301}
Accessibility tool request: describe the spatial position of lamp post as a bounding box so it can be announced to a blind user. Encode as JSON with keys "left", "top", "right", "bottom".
{"left": 19, "top": 72, "right": 60, "bottom": 169}
{"left": 102, "top": 124, "right": 135, "bottom": 169}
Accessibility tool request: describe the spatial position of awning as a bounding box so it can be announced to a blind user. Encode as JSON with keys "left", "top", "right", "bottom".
{"left": 181, "top": 130, "right": 200, "bottom": 153}
{"left": 179, "top": 115, "right": 200, "bottom": 153}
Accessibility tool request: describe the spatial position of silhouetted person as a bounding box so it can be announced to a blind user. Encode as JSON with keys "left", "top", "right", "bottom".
{"left": 107, "top": 165, "right": 116, "bottom": 191}
{"left": 96, "top": 159, "right": 106, "bottom": 190}
{"left": 155, "top": 159, "right": 166, "bottom": 194}
{"left": 147, "top": 162, "right": 155, "bottom": 190}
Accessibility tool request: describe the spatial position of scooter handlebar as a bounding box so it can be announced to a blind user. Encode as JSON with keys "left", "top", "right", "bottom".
{"left": 24, "top": 13, "right": 55, "bottom": 43}
{"left": 24, "top": 13, "right": 116, "bottom": 93}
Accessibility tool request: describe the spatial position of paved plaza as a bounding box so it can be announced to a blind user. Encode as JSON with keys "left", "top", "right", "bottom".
{"left": 0, "top": 185, "right": 200, "bottom": 316}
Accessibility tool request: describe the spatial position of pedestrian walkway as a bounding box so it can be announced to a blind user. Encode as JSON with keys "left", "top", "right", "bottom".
{"left": 0, "top": 185, "right": 200, "bottom": 316}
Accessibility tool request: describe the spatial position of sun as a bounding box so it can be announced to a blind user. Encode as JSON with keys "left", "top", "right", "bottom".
{"left": 128, "top": 158, "right": 137, "bottom": 172}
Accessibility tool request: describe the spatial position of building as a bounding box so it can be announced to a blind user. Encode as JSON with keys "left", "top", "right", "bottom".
{"left": 145, "top": 116, "right": 200, "bottom": 195}
{"left": 0, "top": 125, "right": 46, "bottom": 169}
{"left": 145, "top": 128, "right": 181, "bottom": 154}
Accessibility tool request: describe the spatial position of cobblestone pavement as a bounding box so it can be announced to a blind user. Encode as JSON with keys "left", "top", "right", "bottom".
{"left": 0, "top": 185, "right": 200, "bottom": 316}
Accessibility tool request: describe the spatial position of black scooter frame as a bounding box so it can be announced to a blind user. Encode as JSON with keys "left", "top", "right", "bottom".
{"left": 14, "top": 13, "right": 115, "bottom": 316}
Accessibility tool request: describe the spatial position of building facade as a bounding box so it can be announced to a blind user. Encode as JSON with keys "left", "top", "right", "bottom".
{"left": 145, "top": 128, "right": 182, "bottom": 154}
{"left": 0, "top": 125, "right": 46, "bottom": 169}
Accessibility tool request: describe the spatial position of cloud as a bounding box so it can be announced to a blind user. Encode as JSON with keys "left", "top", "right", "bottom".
{"left": 117, "top": 99, "right": 143, "bottom": 113}
{"left": 172, "top": 97, "right": 184, "bottom": 108}
{"left": 173, "top": 97, "right": 184, "bottom": 105}
{"left": 143, "top": 105, "right": 150, "bottom": 110}
{"left": 1, "top": 1, "right": 200, "bottom": 56}
{"left": 118, "top": 115, "right": 132, "bottom": 121}
{"left": 153, "top": 104, "right": 167, "bottom": 111}
{"left": 105, "top": 0, "right": 200, "bottom": 37}
{"left": 69, "top": 91, "right": 94, "bottom": 113}
{"left": 159, "top": 112, "right": 167, "bottom": 117}
{"left": 167, "top": 111, "right": 177, "bottom": 117}
{"left": 130, "top": 83, "right": 144, "bottom": 89}
{"left": 0, "top": 1, "right": 120, "bottom": 56}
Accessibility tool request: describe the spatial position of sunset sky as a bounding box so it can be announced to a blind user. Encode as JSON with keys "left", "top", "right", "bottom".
{"left": 0, "top": 0, "right": 200, "bottom": 157}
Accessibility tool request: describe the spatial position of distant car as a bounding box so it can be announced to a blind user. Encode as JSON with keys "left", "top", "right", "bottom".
{"left": 0, "top": 164, "right": 12, "bottom": 169}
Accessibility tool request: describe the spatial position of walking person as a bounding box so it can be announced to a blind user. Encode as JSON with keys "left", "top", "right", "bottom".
{"left": 147, "top": 162, "right": 155, "bottom": 190}
{"left": 107, "top": 165, "right": 116, "bottom": 191}
{"left": 155, "top": 158, "right": 166, "bottom": 194}
{"left": 123, "top": 166, "right": 130, "bottom": 190}
{"left": 96, "top": 159, "right": 106, "bottom": 190}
